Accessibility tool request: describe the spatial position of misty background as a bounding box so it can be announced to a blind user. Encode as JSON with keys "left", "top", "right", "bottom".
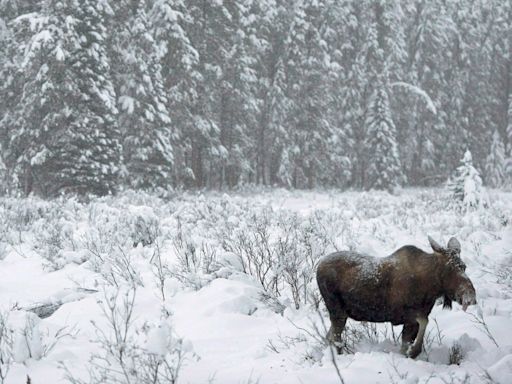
{"left": 0, "top": 0, "right": 511, "bottom": 197}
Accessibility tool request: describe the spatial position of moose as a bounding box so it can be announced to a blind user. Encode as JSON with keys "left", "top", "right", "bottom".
{"left": 316, "top": 236, "right": 477, "bottom": 358}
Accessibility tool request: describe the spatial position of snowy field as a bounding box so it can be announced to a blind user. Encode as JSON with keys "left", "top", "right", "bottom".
{"left": 0, "top": 188, "right": 511, "bottom": 384}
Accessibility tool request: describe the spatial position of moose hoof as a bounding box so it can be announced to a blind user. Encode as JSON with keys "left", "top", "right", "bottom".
{"left": 332, "top": 341, "right": 343, "bottom": 355}
{"left": 406, "top": 346, "right": 422, "bottom": 359}
{"left": 400, "top": 342, "right": 412, "bottom": 355}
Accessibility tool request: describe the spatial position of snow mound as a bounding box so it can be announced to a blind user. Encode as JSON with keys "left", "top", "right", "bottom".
{"left": 487, "top": 354, "right": 512, "bottom": 384}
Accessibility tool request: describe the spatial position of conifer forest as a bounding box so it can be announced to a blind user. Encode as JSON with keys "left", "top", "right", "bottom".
{"left": 2, "top": 2, "right": 512, "bottom": 384}
{"left": 0, "top": 0, "right": 511, "bottom": 195}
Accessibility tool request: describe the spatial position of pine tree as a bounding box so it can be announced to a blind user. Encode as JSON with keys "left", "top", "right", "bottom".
{"left": 507, "top": 94, "right": 512, "bottom": 181}
{"left": 0, "top": 0, "right": 41, "bottom": 193}
{"left": 348, "top": 0, "right": 407, "bottom": 188}
{"left": 449, "top": 150, "right": 485, "bottom": 209}
{"left": 149, "top": 0, "right": 199, "bottom": 187}
{"left": 113, "top": 0, "right": 174, "bottom": 190}
{"left": 6, "top": 0, "right": 121, "bottom": 196}
{"left": 0, "top": 12, "right": 12, "bottom": 192}
{"left": 252, "top": 0, "right": 292, "bottom": 186}
{"left": 0, "top": 0, "right": 511, "bottom": 192}
{"left": 171, "top": 0, "right": 229, "bottom": 188}
{"left": 398, "top": 0, "right": 455, "bottom": 184}
{"left": 282, "top": 0, "right": 340, "bottom": 188}
{"left": 485, "top": 130, "right": 505, "bottom": 187}
{"left": 365, "top": 82, "right": 404, "bottom": 191}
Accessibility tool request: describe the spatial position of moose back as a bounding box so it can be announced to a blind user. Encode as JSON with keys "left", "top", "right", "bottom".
{"left": 316, "top": 236, "right": 476, "bottom": 358}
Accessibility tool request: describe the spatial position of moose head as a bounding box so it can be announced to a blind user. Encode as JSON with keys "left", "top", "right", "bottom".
{"left": 428, "top": 236, "right": 477, "bottom": 311}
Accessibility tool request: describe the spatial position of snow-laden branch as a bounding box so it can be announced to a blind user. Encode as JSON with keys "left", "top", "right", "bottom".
{"left": 390, "top": 82, "right": 437, "bottom": 115}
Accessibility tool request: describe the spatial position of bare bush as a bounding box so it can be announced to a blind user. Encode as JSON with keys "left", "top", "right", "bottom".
{"left": 33, "top": 216, "right": 79, "bottom": 270}
{"left": 171, "top": 238, "right": 220, "bottom": 290}
{"left": 150, "top": 241, "right": 169, "bottom": 304}
{"left": 469, "top": 309, "right": 499, "bottom": 348}
{"left": 13, "top": 312, "right": 75, "bottom": 364}
{"left": 221, "top": 210, "right": 336, "bottom": 310}
{"left": 223, "top": 214, "right": 279, "bottom": 295}
{"left": 0, "top": 313, "right": 13, "bottom": 384}
{"left": 65, "top": 287, "right": 188, "bottom": 384}
{"left": 131, "top": 214, "right": 160, "bottom": 247}
{"left": 89, "top": 245, "right": 144, "bottom": 288}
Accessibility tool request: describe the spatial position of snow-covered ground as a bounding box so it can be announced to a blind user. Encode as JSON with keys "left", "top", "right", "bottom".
{"left": 0, "top": 188, "right": 511, "bottom": 384}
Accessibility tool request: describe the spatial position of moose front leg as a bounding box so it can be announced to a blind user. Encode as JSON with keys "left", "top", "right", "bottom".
{"left": 400, "top": 321, "right": 419, "bottom": 355}
{"left": 407, "top": 317, "right": 428, "bottom": 359}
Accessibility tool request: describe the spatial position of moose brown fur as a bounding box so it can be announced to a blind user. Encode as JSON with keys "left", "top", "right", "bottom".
{"left": 316, "top": 236, "right": 477, "bottom": 358}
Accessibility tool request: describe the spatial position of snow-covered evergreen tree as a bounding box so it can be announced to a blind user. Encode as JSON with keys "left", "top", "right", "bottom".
{"left": 171, "top": 0, "right": 227, "bottom": 188}
{"left": 7, "top": 0, "right": 121, "bottom": 196}
{"left": 0, "top": 0, "right": 511, "bottom": 192}
{"left": 365, "top": 83, "right": 404, "bottom": 191}
{"left": 449, "top": 150, "right": 486, "bottom": 209}
{"left": 113, "top": 0, "right": 174, "bottom": 190}
{"left": 398, "top": 0, "right": 455, "bottom": 184}
{"left": 252, "top": 0, "right": 292, "bottom": 186}
{"left": 507, "top": 94, "right": 512, "bottom": 183}
{"left": 0, "top": 0, "right": 40, "bottom": 193}
{"left": 0, "top": 12, "right": 11, "bottom": 189}
{"left": 221, "top": 1, "right": 263, "bottom": 187}
{"left": 281, "top": 0, "right": 341, "bottom": 188}
{"left": 149, "top": 0, "right": 199, "bottom": 187}
{"left": 485, "top": 130, "right": 505, "bottom": 188}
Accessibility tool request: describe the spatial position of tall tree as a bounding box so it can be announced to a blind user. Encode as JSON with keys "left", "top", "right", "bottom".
{"left": 0, "top": 0, "right": 43, "bottom": 193}
{"left": 112, "top": 0, "right": 174, "bottom": 190}
{"left": 485, "top": 130, "right": 505, "bottom": 187}
{"left": 252, "top": 0, "right": 292, "bottom": 186}
{"left": 213, "top": 0, "right": 259, "bottom": 188}
{"left": 4, "top": 0, "right": 121, "bottom": 196}
{"left": 149, "top": 0, "right": 199, "bottom": 187}
{"left": 365, "top": 82, "right": 404, "bottom": 191}
{"left": 281, "top": 0, "right": 341, "bottom": 188}
{"left": 397, "top": 0, "right": 455, "bottom": 184}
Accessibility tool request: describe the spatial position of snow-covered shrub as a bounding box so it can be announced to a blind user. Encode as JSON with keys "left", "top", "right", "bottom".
{"left": 11, "top": 312, "right": 43, "bottom": 362}
{"left": 0, "top": 312, "right": 13, "bottom": 384}
{"left": 448, "top": 150, "right": 487, "bottom": 210}
{"left": 12, "top": 311, "right": 75, "bottom": 363}
{"left": 67, "top": 288, "right": 189, "bottom": 384}
{"left": 128, "top": 206, "right": 160, "bottom": 247}
{"left": 0, "top": 198, "right": 53, "bottom": 244}
{"left": 275, "top": 213, "right": 336, "bottom": 309}
{"left": 85, "top": 202, "right": 161, "bottom": 252}
{"left": 89, "top": 245, "right": 144, "bottom": 288}
{"left": 171, "top": 238, "right": 220, "bottom": 291}
{"left": 84, "top": 203, "right": 133, "bottom": 254}
{"left": 220, "top": 208, "right": 340, "bottom": 310}
{"left": 33, "top": 214, "right": 80, "bottom": 270}
{"left": 491, "top": 254, "right": 512, "bottom": 293}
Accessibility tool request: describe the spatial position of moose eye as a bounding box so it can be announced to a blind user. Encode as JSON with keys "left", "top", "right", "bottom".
{"left": 456, "top": 261, "right": 466, "bottom": 272}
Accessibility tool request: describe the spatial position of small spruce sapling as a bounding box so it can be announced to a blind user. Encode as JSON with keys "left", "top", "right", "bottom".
{"left": 448, "top": 150, "right": 487, "bottom": 210}
{"left": 485, "top": 130, "right": 505, "bottom": 188}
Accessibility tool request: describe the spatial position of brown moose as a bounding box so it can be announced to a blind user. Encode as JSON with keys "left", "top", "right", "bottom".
{"left": 316, "top": 236, "right": 477, "bottom": 358}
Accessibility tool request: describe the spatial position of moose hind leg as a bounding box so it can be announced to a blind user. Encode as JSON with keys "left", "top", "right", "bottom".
{"left": 400, "top": 322, "right": 419, "bottom": 355}
{"left": 407, "top": 317, "right": 428, "bottom": 359}
{"left": 321, "top": 290, "right": 347, "bottom": 354}
{"left": 327, "top": 313, "right": 347, "bottom": 354}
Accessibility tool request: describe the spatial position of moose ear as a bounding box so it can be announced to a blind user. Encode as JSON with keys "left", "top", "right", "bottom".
{"left": 428, "top": 236, "right": 444, "bottom": 253}
{"left": 447, "top": 237, "right": 461, "bottom": 254}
